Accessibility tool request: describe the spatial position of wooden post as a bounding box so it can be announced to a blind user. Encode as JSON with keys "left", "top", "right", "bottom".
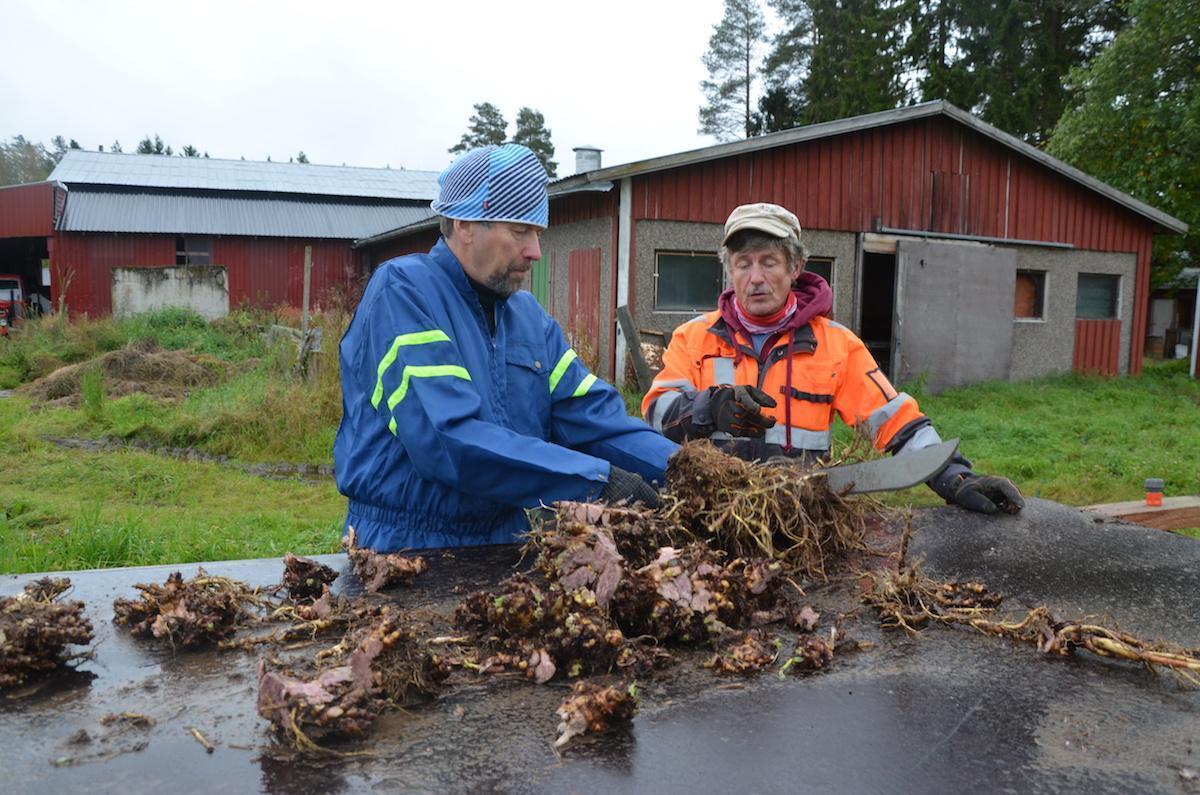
{"left": 616, "top": 305, "right": 653, "bottom": 393}
{"left": 301, "top": 245, "right": 312, "bottom": 336}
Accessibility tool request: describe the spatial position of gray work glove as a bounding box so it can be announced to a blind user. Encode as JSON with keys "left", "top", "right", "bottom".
{"left": 599, "top": 465, "right": 661, "bottom": 509}
{"left": 709, "top": 385, "right": 777, "bottom": 438}
{"left": 932, "top": 469, "right": 1025, "bottom": 515}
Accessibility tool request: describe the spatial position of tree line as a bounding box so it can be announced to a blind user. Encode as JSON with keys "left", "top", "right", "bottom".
{"left": 449, "top": 103, "right": 558, "bottom": 177}
{"left": 699, "top": 0, "right": 1196, "bottom": 279}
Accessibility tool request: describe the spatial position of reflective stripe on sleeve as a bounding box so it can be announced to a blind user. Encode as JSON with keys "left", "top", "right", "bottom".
{"left": 894, "top": 424, "right": 942, "bottom": 456}
{"left": 650, "top": 378, "right": 697, "bottom": 395}
{"left": 384, "top": 365, "right": 472, "bottom": 413}
{"left": 371, "top": 330, "right": 452, "bottom": 409}
{"left": 712, "top": 357, "right": 736, "bottom": 385}
{"left": 548, "top": 349, "right": 578, "bottom": 393}
{"left": 572, "top": 374, "right": 597, "bottom": 398}
{"left": 764, "top": 425, "right": 831, "bottom": 450}
{"left": 648, "top": 390, "right": 682, "bottom": 432}
{"left": 864, "top": 392, "right": 914, "bottom": 438}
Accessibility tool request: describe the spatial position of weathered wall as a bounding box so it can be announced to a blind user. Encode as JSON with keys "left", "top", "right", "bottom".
{"left": 1011, "top": 247, "right": 1137, "bottom": 379}
{"left": 112, "top": 265, "right": 229, "bottom": 319}
{"left": 540, "top": 217, "right": 614, "bottom": 376}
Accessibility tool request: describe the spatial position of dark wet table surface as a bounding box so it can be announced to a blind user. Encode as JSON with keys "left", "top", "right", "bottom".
{"left": 2, "top": 498, "right": 1198, "bottom": 794}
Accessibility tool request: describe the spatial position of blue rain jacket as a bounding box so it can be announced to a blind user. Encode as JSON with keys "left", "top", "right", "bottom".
{"left": 334, "top": 239, "right": 678, "bottom": 551}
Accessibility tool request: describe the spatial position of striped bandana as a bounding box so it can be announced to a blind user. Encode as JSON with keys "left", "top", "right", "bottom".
{"left": 431, "top": 144, "right": 549, "bottom": 228}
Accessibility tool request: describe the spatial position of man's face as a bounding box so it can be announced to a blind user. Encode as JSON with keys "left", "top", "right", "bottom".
{"left": 458, "top": 221, "right": 543, "bottom": 296}
{"left": 728, "top": 244, "right": 801, "bottom": 316}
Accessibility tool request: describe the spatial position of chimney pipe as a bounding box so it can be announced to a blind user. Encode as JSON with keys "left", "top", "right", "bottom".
{"left": 573, "top": 145, "right": 602, "bottom": 175}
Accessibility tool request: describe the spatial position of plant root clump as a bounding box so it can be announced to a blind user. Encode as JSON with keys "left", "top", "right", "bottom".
{"left": 865, "top": 559, "right": 1200, "bottom": 686}
{"left": 112, "top": 569, "right": 269, "bottom": 648}
{"left": 455, "top": 574, "right": 630, "bottom": 682}
{"left": 703, "top": 630, "right": 780, "bottom": 675}
{"left": 544, "top": 501, "right": 686, "bottom": 572}
{"left": 779, "top": 632, "right": 836, "bottom": 674}
{"left": 342, "top": 528, "right": 429, "bottom": 593}
{"left": 663, "top": 440, "right": 875, "bottom": 578}
{"left": 282, "top": 553, "right": 339, "bottom": 602}
{"left": 1, "top": 577, "right": 94, "bottom": 688}
{"left": 554, "top": 680, "right": 638, "bottom": 749}
{"left": 257, "top": 606, "right": 448, "bottom": 752}
{"left": 611, "top": 544, "right": 787, "bottom": 644}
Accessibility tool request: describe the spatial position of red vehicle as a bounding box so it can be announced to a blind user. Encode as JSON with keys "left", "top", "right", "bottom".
{"left": 0, "top": 274, "right": 25, "bottom": 336}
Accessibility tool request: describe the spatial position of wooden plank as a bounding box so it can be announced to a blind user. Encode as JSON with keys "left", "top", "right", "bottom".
{"left": 616, "top": 304, "right": 653, "bottom": 393}
{"left": 1083, "top": 496, "right": 1200, "bottom": 531}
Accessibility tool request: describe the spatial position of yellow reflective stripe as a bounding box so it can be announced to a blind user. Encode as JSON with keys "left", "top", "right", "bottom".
{"left": 385, "top": 365, "right": 471, "bottom": 412}
{"left": 548, "top": 349, "right": 578, "bottom": 393}
{"left": 371, "top": 330, "right": 452, "bottom": 408}
{"left": 572, "top": 373, "right": 596, "bottom": 398}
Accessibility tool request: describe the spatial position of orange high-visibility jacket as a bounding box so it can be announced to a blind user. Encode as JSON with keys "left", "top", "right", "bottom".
{"left": 641, "top": 309, "right": 940, "bottom": 458}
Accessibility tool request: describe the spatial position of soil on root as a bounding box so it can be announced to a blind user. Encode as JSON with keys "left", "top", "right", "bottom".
{"left": 111, "top": 568, "right": 271, "bottom": 648}
{"left": 0, "top": 577, "right": 94, "bottom": 688}
{"left": 282, "top": 553, "right": 339, "bottom": 602}
{"left": 342, "top": 528, "right": 429, "bottom": 593}
{"left": 554, "top": 680, "right": 638, "bottom": 749}
{"left": 19, "top": 340, "right": 225, "bottom": 406}
{"left": 663, "top": 440, "right": 877, "bottom": 578}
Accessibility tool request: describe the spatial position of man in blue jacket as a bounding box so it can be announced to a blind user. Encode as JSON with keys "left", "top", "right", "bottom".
{"left": 334, "top": 143, "right": 676, "bottom": 551}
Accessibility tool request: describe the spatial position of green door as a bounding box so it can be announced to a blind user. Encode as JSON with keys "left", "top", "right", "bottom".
{"left": 529, "top": 256, "right": 549, "bottom": 308}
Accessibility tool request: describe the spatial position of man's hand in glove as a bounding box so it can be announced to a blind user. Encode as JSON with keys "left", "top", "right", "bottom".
{"left": 709, "top": 385, "right": 777, "bottom": 438}
{"left": 942, "top": 472, "right": 1025, "bottom": 515}
{"left": 599, "top": 465, "right": 661, "bottom": 509}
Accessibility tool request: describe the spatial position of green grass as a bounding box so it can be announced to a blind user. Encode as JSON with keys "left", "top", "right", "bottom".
{"left": 2, "top": 305, "right": 1197, "bottom": 573}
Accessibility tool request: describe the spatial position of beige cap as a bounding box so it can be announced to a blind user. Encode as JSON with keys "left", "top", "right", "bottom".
{"left": 722, "top": 202, "right": 803, "bottom": 245}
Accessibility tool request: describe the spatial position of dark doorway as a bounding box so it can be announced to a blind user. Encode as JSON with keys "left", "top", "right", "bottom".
{"left": 860, "top": 251, "right": 896, "bottom": 376}
{"left": 0, "top": 237, "right": 51, "bottom": 317}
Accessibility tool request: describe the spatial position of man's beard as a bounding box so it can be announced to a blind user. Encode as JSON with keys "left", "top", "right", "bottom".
{"left": 485, "top": 266, "right": 524, "bottom": 297}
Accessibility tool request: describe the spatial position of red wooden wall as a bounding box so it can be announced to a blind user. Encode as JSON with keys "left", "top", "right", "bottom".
{"left": 51, "top": 232, "right": 359, "bottom": 316}
{"left": 567, "top": 248, "right": 602, "bottom": 366}
{"left": 0, "top": 183, "right": 61, "bottom": 238}
{"left": 1073, "top": 319, "right": 1122, "bottom": 375}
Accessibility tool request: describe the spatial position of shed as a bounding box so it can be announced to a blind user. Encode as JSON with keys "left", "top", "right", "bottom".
{"left": 0, "top": 151, "right": 439, "bottom": 319}
{"left": 361, "top": 101, "right": 1187, "bottom": 391}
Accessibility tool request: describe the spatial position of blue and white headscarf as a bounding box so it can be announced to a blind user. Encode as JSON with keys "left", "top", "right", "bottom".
{"left": 431, "top": 143, "right": 549, "bottom": 229}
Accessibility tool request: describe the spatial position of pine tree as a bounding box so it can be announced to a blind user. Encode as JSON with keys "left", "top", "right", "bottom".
{"left": 699, "top": 0, "right": 767, "bottom": 141}
{"left": 136, "top": 134, "right": 173, "bottom": 155}
{"left": 449, "top": 103, "right": 509, "bottom": 155}
{"left": 0, "top": 135, "right": 56, "bottom": 185}
{"left": 296, "top": 151, "right": 310, "bottom": 164}
{"left": 755, "top": 0, "right": 813, "bottom": 133}
{"left": 512, "top": 107, "right": 557, "bottom": 177}
{"left": 799, "top": 0, "right": 905, "bottom": 125}
{"left": 180, "top": 145, "right": 201, "bottom": 157}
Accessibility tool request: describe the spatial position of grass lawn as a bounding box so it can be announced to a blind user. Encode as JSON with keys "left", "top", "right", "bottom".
{"left": 1, "top": 309, "right": 1197, "bottom": 573}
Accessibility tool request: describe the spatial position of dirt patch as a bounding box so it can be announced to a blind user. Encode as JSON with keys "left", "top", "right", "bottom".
{"left": 19, "top": 340, "right": 225, "bottom": 406}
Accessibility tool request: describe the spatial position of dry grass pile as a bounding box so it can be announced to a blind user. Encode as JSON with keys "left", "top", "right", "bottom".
{"left": 20, "top": 340, "right": 224, "bottom": 406}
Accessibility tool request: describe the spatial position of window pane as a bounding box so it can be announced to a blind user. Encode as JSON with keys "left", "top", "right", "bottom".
{"left": 806, "top": 258, "right": 833, "bottom": 285}
{"left": 1014, "top": 270, "right": 1045, "bottom": 319}
{"left": 656, "top": 253, "right": 723, "bottom": 311}
{"left": 1076, "top": 273, "right": 1119, "bottom": 319}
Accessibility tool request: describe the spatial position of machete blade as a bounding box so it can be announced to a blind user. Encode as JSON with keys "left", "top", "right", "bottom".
{"left": 817, "top": 438, "right": 959, "bottom": 494}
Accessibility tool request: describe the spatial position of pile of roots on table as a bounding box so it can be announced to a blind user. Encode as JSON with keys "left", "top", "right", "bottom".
{"left": 0, "top": 577, "right": 94, "bottom": 688}
{"left": 862, "top": 521, "right": 1200, "bottom": 686}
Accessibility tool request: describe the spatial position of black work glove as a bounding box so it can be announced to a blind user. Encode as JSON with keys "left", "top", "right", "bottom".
{"left": 708, "top": 385, "right": 777, "bottom": 438}
{"left": 933, "top": 470, "right": 1025, "bottom": 515}
{"left": 599, "top": 465, "right": 661, "bottom": 509}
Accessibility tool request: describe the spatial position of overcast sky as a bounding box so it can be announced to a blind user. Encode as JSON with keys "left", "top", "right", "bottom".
{"left": 1, "top": 0, "right": 740, "bottom": 176}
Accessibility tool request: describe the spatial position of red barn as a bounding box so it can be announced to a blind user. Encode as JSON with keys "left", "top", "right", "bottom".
{"left": 0, "top": 151, "right": 438, "bottom": 319}
{"left": 361, "top": 102, "right": 1187, "bottom": 391}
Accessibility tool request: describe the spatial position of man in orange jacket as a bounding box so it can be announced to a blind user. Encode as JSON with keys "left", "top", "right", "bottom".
{"left": 642, "top": 202, "right": 1023, "bottom": 515}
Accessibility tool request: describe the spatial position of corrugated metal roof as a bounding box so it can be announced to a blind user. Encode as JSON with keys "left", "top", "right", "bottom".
{"left": 58, "top": 189, "right": 435, "bottom": 239}
{"left": 50, "top": 150, "right": 440, "bottom": 201}
{"left": 552, "top": 101, "right": 1187, "bottom": 235}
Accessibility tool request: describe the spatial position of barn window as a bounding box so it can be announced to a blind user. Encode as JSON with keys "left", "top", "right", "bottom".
{"left": 655, "top": 251, "right": 723, "bottom": 311}
{"left": 805, "top": 257, "right": 833, "bottom": 290}
{"left": 1014, "top": 270, "right": 1046, "bottom": 320}
{"left": 1076, "top": 273, "right": 1120, "bottom": 319}
{"left": 175, "top": 236, "right": 212, "bottom": 265}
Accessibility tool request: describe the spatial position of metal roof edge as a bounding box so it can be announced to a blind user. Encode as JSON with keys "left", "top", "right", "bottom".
{"left": 0, "top": 179, "right": 64, "bottom": 192}
{"left": 937, "top": 103, "right": 1188, "bottom": 235}
{"left": 548, "top": 180, "right": 614, "bottom": 198}
{"left": 354, "top": 216, "right": 441, "bottom": 249}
